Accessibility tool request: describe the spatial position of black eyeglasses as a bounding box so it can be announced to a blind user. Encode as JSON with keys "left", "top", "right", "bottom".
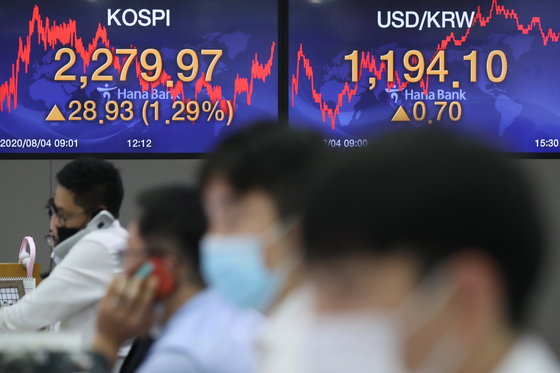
{"left": 48, "top": 205, "right": 96, "bottom": 227}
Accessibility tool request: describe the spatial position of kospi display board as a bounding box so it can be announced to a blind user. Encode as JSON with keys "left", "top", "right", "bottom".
{"left": 0, "top": 0, "right": 278, "bottom": 154}
{"left": 289, "top": 0, "right": 560, "bottom": 153}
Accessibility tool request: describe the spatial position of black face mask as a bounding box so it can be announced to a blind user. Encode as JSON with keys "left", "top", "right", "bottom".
{"left": 55, "top": 209, "right": 102, "bottom": 246}
{"left": 56, "top": 227, "right": 80, "bottom": 245}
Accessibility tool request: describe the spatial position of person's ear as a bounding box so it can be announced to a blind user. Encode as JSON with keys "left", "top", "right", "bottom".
{"left": 94, "top": 205, "right": 108, "bottom": 215}
{"left": 286, "top": 224, "right": 304, "bottom": 253}
{"left": 405, "top": 251, "right": 504, "bottom": 370}
{"left": 447, "top": 250, "right": 505, "bottom": 344}
{"left": 162, "top": 255, "right": 182, "bottom": 282}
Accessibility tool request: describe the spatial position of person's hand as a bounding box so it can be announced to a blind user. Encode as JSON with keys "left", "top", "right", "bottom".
{"left": 91, "top": 275, "right": 158, "bottom": 367}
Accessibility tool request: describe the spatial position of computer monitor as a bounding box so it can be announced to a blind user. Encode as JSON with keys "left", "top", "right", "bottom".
{"left": 289, "top": 0, "right": 560, "bottom": 153}
{"left": 0, "top": 0, "right": 278, "bottom": 155}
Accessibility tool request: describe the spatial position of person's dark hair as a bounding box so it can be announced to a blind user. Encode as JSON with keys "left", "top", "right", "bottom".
{"left": 200, "top": 123, "right": 329, "bottom": 218}
{"left": 56, "top": 158, "right": 124, "bottom": 218}
{"left": 137, "top": 185, "right": 207, "bottom": 284}
{"left": 304, "top": 129, "right": 543, "bottom": 327}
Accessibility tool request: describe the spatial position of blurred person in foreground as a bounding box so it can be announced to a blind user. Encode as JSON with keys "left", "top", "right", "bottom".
{"left": 0, "top": 158, "right": 128, "bottom": 343}
{"left": 92, "top": 185, "right": 263, "bottom": 373}
{"left": 303, "top": 129, "right": 560, "bottom": 373}
{"left": 198, "top": 123, "right": 329, "bottom": 372}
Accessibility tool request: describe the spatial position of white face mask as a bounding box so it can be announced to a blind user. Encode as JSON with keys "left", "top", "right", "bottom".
{"left": 306, "top": 314, "right": 408, "bottom": 373}
{"left": 304, "top": 274, "right": 468, "bottom": 373}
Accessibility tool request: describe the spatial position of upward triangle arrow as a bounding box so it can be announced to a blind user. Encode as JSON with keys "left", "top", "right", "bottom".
{"left": 46, "top": 105, "right": 66, "bottom": 121}
{"left": 391, "top": 106, "right": 410, "bottom": 122}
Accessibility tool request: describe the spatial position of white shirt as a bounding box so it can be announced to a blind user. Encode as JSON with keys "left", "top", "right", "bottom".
{"left": 494, "top": 334, "right": 560, "bottom": 373}
{"left": 256, "top": 285, "right": 314, "bottom": 373}
{"left": 0, "top": 220, "right": 128, "bottom": 345}
{"left": 137, "top": 288, "right": 264, "bottom": 373}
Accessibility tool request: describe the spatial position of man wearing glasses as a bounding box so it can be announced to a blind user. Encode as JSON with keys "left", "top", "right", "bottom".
{"left": 0, "top": 158, "right": 128, "bottom": 346}
{"left": 42, "top": 197, "right": 59, "bottom": 278}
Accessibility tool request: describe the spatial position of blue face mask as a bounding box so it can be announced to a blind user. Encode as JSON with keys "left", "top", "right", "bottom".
{"left": 200, "top": 227, "right": 299, "bottom": 312}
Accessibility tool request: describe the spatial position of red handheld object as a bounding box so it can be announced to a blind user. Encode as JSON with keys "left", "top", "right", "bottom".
{"left": 148, "top": 257, "right": 176, "bottom": 300}
{"left": 133, "top": 257, "right": 176, "bottom": 300}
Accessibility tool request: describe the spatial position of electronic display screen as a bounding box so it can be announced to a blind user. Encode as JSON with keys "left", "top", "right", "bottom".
{"left": 289, "top": 0, "right": 560, "bottom": 153}
{"left": 0, "top": 0, "right": 278, "bottom": 154}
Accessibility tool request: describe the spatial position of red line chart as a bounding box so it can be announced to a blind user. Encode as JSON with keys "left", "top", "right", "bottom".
{"left": 0, "top": 5, "right": 275, "bottom": 118}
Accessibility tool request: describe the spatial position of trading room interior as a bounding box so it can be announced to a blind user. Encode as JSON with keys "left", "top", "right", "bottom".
{"left": 1, "top": 0, "right": 560, "bottom": 373}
